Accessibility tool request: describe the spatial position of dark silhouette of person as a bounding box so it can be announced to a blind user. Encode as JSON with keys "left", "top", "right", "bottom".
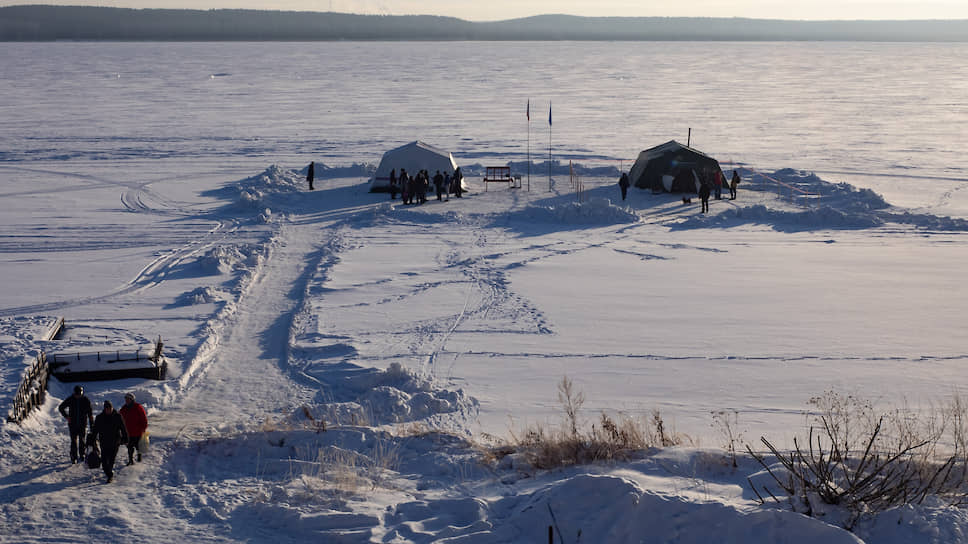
{"left": 58, "top": 385, "right": 94, "bottom": 464}
{"left": 389, "top": 168, "right": 398, "bottom": 200}
{"left": 306, "top": 161, "right": 315, "bottom": 191}
{"left": 618, "top": 172, "right": 630, "bottom": 201}
{"left": 400, "top": 169, "right": 411, "bottom": 204}
{"left": 92, "top": 400, "right": 128, "bottom": 483}
{"left": 453, "top": 167, "right": 463, "bottom": 198}
{"left": 730, "top": 170, "right": 740, "bottom": 200}
{"left": 699, "top": 181, "right": 711, "bottom": 213}
{"left": 433, "top": 170, "right": 444, "bottom": 201}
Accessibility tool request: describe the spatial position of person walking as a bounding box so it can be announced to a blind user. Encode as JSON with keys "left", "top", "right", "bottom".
{"left": 119, "top": 392, "right": 148, "bottom": 466}
{"left": 699, "top": 182, "right": 711, "bottom": 213}
{"left": 92, "top": 400, "right": 128, "bottom": 483}
{"left": 443, "top": 171, "right": 451, "bottom": 201}
{"left": 713, "top": 170, "right": 723, "bottom": 200}
{"left": 58, "top": 385, "right": 94, "bottom": 464}
{"left": 729, "top": 170, "right": 740, "bottom": 200}
{"left": 306, "top": 161, "right": 315, "bottom": 191}
{"left": 618, "top": 172, "right": 630, "bottom": 201}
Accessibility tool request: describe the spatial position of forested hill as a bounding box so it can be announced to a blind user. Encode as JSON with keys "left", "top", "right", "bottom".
{"left": 2, "top": 5, "right": 967, "bottom": 41}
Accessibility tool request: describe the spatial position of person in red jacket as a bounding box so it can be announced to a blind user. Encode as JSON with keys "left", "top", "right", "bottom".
{"left": 119, "top": 392, "right": 148, "bottom": 465}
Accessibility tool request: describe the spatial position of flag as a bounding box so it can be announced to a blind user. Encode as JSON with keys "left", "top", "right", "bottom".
{"left": 526, "top": 99, "right": 530, "bottom": 121}
{"left": 548, "top": 102, "right": 552, "bottom": 126}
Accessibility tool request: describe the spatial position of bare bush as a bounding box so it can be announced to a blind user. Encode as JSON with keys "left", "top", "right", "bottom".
{"left": 748, "top": 390, "right": 968, "bottom": 529}
{"left": 712, "top": 410, "right": 744, "bottom": 468}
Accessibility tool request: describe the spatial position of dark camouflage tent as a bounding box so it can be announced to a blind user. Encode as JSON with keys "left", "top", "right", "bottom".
{"left": 628, "top": 140, "right": 725, "bottom": 193}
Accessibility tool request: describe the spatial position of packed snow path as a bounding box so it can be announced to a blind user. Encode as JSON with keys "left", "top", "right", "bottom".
{"left": 155, "top": 222, "right": 324, "bottom": 442}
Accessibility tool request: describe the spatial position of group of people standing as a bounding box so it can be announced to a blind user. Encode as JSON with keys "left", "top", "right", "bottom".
{"left": 388, "top": 167, "right": 463, "bottom": 204}
{"left": 58, "top": 385, "right": 148, "bottom": 483}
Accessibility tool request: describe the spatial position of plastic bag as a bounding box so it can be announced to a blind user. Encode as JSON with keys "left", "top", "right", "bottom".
{"left": 138, "top": 431, "right": 149, "bottom": 453}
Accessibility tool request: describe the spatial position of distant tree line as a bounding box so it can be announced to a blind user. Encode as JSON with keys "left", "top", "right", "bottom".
{"left": 2, "top": 6, "right": 967, "bottom": 41}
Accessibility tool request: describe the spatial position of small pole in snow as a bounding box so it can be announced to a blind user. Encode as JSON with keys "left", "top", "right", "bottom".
{"left": 687, "top": 127, "right": 692, "bottom": 147}
{"left": 548, "top": 101, "right": 553, "bottom": 192}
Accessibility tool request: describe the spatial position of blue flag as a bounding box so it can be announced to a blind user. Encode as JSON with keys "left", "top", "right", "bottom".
{"left": 548, "top": 102, "right": 552, "bottom": 126}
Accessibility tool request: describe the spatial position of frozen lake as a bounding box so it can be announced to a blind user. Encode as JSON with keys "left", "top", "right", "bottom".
{"left": 3, "top": 40, "right": 968, "bottom": 209}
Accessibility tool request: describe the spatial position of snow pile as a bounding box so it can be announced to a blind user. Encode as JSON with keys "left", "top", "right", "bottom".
{"left": 235, "top": 164, "right": 305, "bottom": 205}
{"left": 301, "top": 362, "right": 478, "bottom": 428}
{"left": 172, "top": 286, "right": 229, "bottom": 306}
{"left": 197, "top": 244, "right": 263, "bottom": 275}
{"left": 513, "top": 197, "right": 639, "bottom": 225}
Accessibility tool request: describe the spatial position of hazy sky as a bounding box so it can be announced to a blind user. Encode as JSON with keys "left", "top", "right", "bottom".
{"left": 4, "top": 1, "right": 968, "bottom": 21}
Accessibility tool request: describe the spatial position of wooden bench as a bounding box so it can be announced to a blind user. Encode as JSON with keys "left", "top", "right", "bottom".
{"left": 483, "top": 166, "right": 516, "bottom": 191}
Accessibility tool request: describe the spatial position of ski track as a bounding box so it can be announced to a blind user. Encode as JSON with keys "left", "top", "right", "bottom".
{"left": 0, "top": 219, "right": 239, "bottom": 318}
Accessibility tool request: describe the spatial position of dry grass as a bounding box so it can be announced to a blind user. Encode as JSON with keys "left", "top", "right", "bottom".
{"left": 496, "top": 376, "right": 686, "bottom": 470}
{"left": 288, "top": 436, "right": 402, "bottom": 506}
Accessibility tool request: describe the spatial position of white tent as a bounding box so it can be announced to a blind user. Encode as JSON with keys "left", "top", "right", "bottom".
{"left": 369, "top": 141, "right": 465, "bottom": 193}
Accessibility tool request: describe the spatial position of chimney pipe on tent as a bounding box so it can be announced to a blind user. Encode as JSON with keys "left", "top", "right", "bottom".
{"left": 687, "top": 128, "right": 691, "bottom": 147}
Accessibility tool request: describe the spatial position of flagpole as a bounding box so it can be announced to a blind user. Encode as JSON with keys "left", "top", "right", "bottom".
{"left": 527, "top": 98, "right": 531, "bottom": 192}
{"left": 548, "top": 101, "right": 552, "bottom": 192}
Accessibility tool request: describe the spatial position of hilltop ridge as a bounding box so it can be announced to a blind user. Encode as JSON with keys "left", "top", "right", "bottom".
{"left": 2, "top": 5, "right": 967, "bottom": 41}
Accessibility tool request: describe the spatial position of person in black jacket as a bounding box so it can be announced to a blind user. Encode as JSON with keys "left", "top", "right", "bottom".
{"left": 433, "top": 170, "right": 444, "bottom": 201}
{"left": 58, "top": 385, "right": 94, "bottom": 464}
{"left": 453, "top": 167, "right": 463, "bottom": 198}
{"left": 92, "top": 400, "right": 128, "bottom": 483}
{"left": 306, "top": 161, "right": 315, "bottom": 191}
{"left": 699, "top": 181, "right": 711, "bottom": 213}
{"left": 618, "top": 172, "right": 630, "bottom": 201}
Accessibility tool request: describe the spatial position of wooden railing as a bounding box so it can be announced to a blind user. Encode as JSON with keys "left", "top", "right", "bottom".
{"left": 6, "top": 352, "right": 50, "bottom": 424}
{"left": 6, "top": 329, "right": 167, "bottom": 424}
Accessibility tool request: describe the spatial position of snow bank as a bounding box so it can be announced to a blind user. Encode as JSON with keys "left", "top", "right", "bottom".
{"left": 511, "top": 197, "right": 639, "bottom": 225}
{"left": 677, "top": 203, "right": 886, "bottom": 231}
{"left": 675, "top": 169, "right": 968, "bottom": 232}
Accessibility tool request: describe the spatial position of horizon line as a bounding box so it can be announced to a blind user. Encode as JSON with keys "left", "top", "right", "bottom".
{"left": 4, "top": 5, "right": 968, "bottom": 24}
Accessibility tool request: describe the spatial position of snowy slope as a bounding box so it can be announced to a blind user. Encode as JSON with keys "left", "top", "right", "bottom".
{"left": 2, "top": 164, "right": 968, "bottom": 543}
